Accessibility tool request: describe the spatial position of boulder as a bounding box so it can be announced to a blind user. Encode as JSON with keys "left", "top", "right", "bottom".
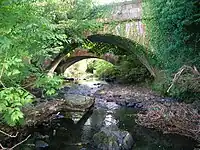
{"left": 35, "top": 140, "right": 49, "bottom": 149}
{"left": 24, "top": 94, "right": 95, "bottom": 126}
{"left": 93, "top": 125, "right": 134, "bottom": 150}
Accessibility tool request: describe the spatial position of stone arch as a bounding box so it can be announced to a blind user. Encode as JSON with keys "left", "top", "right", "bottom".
{"left": 47, "top": 47, "right": 118, "bottom": 75}
{"left": 48, "top": 34, "right": 155, "bottom": 77}
{"left": 57, "top": 56, "right": 116, "bottom": 73}
{"left": 87, "top": 34, "right": 155, "bottom": 77}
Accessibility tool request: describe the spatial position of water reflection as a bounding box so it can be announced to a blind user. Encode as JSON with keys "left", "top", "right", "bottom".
{"left": 18, "top": 81, "right": 197, "bottom": 150}
{"left": 18, "top": 104, "right": 197, "bottom": 150}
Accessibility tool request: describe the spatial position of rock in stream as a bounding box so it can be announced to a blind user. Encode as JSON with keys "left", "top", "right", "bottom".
{"left": 93, "top": 125, "right": 134, "bottom": 150}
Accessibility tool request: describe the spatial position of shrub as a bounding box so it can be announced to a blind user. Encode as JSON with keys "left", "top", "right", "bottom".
{"left": 86, "top": 56, "right": 152, "bottom": 84}
{"left": 117, "top": 58, "right": 151, "bottom": 83}
{"left": 167, "top": 66, "right": 200, "bottom": 103}
{"left": 0, "top": 88, "right": 33, "bottom": 126}
{"left": 86, "top": 59, "right": 118, "bottom": 78}
{"left": 34, "top": 75, "right": 63, "bottom": 96}
{"left": 152, "top": 66, "right": 200, "bottom": 103}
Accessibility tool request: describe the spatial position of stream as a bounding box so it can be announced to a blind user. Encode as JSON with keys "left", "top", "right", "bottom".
{"left": 18, "top": 80, "right": 197, "bottom": 150}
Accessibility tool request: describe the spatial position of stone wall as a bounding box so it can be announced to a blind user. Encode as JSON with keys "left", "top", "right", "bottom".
{"left": 97, "top": 1, "right": 147, "bottom": 45}
{"left": 111, "top": 0, "right": 142, "bottom": 21}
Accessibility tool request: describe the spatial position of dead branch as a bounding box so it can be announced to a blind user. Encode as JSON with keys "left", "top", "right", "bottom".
{"left": 8, "top": 135, "right": 31, "bottom": 150}
{"left": 0, "top": 135, "right": 31, "bottom": 150}
{"left": 167, "top": 65, "right": 200, "bottom": 93}
{"left": 0, "top": 130, "right": 18, "bottom": 138}
{"left": 0, "top": 143, "right": 6, "bottom": 150}
{"left": 192, "top": 66, "right": 200, "bottom": 75}
{"left": 167, "top": 67, "right": 185, "bottom": 93}
{"left": 136, "top": 102, "right": 200, "bottom": 142}
{"left": 0, "top": 130, "right": 30, "bottom": 150}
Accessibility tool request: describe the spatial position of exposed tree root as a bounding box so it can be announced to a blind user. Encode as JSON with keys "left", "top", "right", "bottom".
{"left": 136, "top": 102, "right": 200, "bottom": 143}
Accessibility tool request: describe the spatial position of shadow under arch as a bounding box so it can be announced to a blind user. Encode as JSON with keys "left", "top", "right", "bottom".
{"left": 48, "top": 34, "right": 155, "bottom": 77}
{"left": 87, "top": 34, "right": 155, "bottom": 77}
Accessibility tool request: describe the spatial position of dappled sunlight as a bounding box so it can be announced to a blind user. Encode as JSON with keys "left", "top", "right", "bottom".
{"left": 63, "top": 58, "right": 114, "bottom": 81}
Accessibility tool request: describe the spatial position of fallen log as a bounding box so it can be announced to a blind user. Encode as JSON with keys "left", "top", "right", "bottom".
{"left": 24, "top": 94, "right": 95, "bottom": 126}
{"left": 0, "top": 94, "right": 95, "bottom": 141}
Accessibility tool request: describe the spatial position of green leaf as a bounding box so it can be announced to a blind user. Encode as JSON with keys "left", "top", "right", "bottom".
{"left": 11, "top": 102, "right": 23, "bottom": 107}
{"left": 11, "top": 110, "right": 24, "bottom": 123}
{"left": 0, "top": 103, "right": 6, "bottom": 112}
{"left": 7, "top": 72, "right": 12, "bottom": 76}
{"left": 12, "top": 69, "right": 21, "bottom": 75}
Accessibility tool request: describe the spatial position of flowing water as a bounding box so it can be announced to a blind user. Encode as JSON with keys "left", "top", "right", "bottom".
{"left": 18, "top": 80, "right": 197, "bottom": 150}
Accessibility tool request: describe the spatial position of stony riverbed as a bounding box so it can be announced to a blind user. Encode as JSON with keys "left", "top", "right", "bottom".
{"left": 15, "top": 80, "right": 198, "bottom": 150}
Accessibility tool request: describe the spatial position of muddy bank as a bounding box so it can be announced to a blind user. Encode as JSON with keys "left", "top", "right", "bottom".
{"left": 94, "top": 84, "right": 167, "bottom": 102}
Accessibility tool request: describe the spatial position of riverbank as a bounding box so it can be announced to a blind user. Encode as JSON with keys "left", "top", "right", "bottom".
{"left": 0, "top": 81, "right": 199, "bottom": 150}
{"left": 94, "top": 83, "right": 200, "bottom": 143}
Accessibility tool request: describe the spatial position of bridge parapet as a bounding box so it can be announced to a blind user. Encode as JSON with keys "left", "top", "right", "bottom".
{"left": 93, "top": 1, "right": 146, "bottom": 45}
{"left": 105, "top": 0, "right": 142, "bottom": 22}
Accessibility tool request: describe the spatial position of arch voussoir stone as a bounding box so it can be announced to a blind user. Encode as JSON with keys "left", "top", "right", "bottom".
{"left": 48, "top": 48, "right": 118, "bottom": 75}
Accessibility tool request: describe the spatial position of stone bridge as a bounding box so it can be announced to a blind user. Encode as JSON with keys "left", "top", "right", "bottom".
{"left": 48, "top": 0, "right": 155, "bottom": 77}
{"left": 57, "top": 48, "right": 118, "bottom": 73}
{"left": 96, "top": 0, "right": 145, "bottom": 44}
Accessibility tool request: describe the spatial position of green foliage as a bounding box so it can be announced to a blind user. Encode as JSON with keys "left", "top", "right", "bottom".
{"left": 143, "top": 0, "right": 200, "bottom": 102}
{"left": 0, "top": 0, "right": 57, "bottom": 126}
{"left": 116, "top": 55, "right": 152, "bottom": 83}
{"left": 151, "top": 70, "right": 200, "bottom": 103}
{"left": 0, "top": 0, "right": 108, "bottom": 126}
{"left": 168, "top": 73, "right": 200, "bottom": 103}
{"left": 0, "top": 87, "right": 33, "bottom": 126}
{"left": 151, "top": 71, "right": 171, "bottom": 96}
{"left": 43, "top": 0, "right": 109, "bottom": 53}
{"left": 86, "top": 56, "right": 151, "bottom": 83}
{"left": 86, "top": 60, "right": 117, "bottom": 78}
{"left": 34, "top": 75, "right": 63, "bottom": 96}
{"left": 86, "top": 60, "right": 96, "bottom": 73}
{"left": 142, "top": 0, "right": 200, "bottom": 72}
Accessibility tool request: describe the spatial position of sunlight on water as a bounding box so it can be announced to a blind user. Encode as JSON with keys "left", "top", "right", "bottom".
{"left": 104, "top": 114, "right": 117, "bottom": 126}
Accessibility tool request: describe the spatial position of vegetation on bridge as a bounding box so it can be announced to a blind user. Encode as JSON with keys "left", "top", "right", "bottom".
{"left": 142, "top": 0, "right": 200, "bottom": 102}
{"left": 0, "top": 0, "right": 199, "bottom": 147}
{"left": 87, "top": 34, "right": 155, "bottom": 77}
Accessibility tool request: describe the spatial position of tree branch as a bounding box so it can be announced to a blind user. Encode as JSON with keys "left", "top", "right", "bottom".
{"left": 0, "top": 130, "right": 18, "bottom": 138}
{"left": 167, "top": 65, "right": 200, "bottom": 93}
{"left": 0, "top": 135, "right": 31, "bottom": 150}
{"left": 9, "top": 135, "right": 31, "bottom": 150}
